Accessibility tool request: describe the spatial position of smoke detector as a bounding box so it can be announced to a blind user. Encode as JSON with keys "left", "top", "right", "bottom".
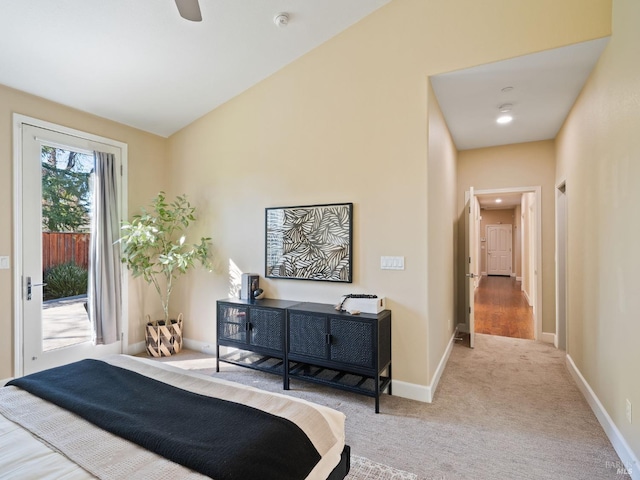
{"left": 274, "top": 13, "right": 289, "bottom": 27}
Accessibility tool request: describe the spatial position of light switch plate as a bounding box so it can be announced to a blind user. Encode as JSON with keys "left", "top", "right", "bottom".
{"left": 0, "top": 256, "right": 9, "bottom": 269}
{"left": 381, "top": 256, "right": 405, "bottom": 270}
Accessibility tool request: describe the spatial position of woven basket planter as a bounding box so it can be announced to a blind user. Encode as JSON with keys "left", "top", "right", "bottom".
{"left": 145, "top": 313, "right": 183, "bottom": 357}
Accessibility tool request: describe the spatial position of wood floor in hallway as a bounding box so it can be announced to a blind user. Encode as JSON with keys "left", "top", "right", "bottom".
{"left": 474, "top": 275, "right": 534, "bottom": 340}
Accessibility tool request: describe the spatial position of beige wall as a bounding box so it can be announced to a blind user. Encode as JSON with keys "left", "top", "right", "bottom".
{"left": 457, "top": 141, "right": 557, "bottom": 333}
{"left": 0, "top": 84, "right": 168, "bottom": 379}
{"left": 167, "top": 0, "right": 610, "bottom": 390}
{"left": 426, "top": 81, "right": 458, "bottom": 384}
{"left": 0, "top": 0, "right": 612, "bottom": 391}
{"left": 479, "top": 209, "right": 516, "bottom": 275}
{"left": 555, "top": 0, "right": 640, "bottom": 457}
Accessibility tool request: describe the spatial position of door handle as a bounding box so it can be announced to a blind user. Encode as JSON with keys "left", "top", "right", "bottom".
{"left": 26, "top": 276, "right": 47, "bottom": 301}
{"left": 466, "top": 273, "right": 476, "bottom": 278}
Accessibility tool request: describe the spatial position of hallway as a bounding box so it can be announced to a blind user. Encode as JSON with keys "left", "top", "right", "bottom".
{"left": 474, "top": 275, "right": 534, "bottom": 340}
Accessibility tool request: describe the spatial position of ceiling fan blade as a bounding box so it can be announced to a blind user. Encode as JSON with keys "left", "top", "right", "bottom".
{"left": 175, "top": 0, "right": 202, "bottom": 22}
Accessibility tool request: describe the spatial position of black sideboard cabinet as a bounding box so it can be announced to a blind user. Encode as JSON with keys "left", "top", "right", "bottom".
{"left": 216, "top": 298, "right": 392, "bottom": 413}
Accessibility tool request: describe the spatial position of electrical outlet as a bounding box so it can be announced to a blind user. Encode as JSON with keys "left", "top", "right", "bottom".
{"left": 626, "top": 399, "right": 632, "bottom": 424}
{"left": 0, "top": 256, "right": 9, "bottom": 269}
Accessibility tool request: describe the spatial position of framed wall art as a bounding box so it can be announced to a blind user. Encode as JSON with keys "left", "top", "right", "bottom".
{"left": 265, "top": 202, "right": 353, "bottom": 282}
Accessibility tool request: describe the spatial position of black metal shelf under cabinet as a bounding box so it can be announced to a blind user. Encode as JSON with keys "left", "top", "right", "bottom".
{"left": 216, "top": 298, "right": 300, "bottom": 388}
{"left": 287, "top": 302, "right": 392, "bottom": 413}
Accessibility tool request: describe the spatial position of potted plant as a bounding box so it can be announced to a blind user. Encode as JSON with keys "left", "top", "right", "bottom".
{"left": 119, "top": 192, "right": 212, "bottom": 357}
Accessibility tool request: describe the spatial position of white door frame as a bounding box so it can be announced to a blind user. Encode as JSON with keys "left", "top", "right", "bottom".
{"left": 12, "top": 114, "right": 129, "bottom": 377}
{"left": 474, "top": 186, "right": 543, "bottom": 342}
{"left": 555, "top": 181, "right": 567, "bottom": 350}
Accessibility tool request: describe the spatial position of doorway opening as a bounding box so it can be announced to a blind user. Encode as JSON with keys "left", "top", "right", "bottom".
{"left": 474, "top": 276, "right": 534, "bottom": 339}
{"left": 466, "top": 186, "right": 542, "bottom": 343}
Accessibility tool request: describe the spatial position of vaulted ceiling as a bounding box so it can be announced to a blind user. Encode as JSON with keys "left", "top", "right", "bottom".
{"left": 0, "top": 0, "right": 607, "bottom": 152}
{"left": 0, "top": 0, "right": 390, "bottom": 137}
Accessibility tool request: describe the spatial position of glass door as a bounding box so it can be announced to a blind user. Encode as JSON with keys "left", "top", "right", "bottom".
{"left": 20, "top": 122, "right": 125, "bottom": 375}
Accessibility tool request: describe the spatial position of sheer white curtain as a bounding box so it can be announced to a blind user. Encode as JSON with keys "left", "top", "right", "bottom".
{"left": 88, "top": 151, "right": 122, "bottom": 345}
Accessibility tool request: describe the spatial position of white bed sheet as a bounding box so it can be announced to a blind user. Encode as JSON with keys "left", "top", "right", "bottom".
{"left": 0, "top": 355, "right": 346, "bottom": 480}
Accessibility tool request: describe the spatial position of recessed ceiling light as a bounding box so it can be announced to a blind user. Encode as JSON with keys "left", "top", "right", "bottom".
{"left": 499, "top": 103, "right": 513, "bottom": 113}
{"left": 497, "top": 115, "right": 513, "bottom": 124}
{"left": 495, "top": 198, "right": 503, "bottom": 203}
{"left": 501, "top": 86, "right": 514, "bottom": 93}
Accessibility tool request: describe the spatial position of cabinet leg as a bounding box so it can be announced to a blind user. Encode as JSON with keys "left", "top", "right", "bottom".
{"left": 388, "top": 363, "right": 392, "bottom": 395}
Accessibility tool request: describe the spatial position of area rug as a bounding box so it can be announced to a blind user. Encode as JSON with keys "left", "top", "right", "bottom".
{"left": 348, "top": 455, "right": 417, "bottom": 480}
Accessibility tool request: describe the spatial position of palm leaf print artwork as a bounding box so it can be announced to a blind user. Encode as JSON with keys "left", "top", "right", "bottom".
{"left": 265, "top": 203, "right": 353, "bottom": 282}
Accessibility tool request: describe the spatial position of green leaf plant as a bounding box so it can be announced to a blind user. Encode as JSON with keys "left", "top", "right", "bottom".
{"left": 118, "top": 192, "right": 212, "bottom": 324}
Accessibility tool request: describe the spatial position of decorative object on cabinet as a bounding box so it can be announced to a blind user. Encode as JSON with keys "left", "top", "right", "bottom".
{"left": 118, "top": 192, "right": 212, "bottom": 357}
{"left": 335, "top": 294, "right": 386, "bottom": 314}
{"left": 240, "top": 273, "right": 260, "bottom": 300}
{"left": 265, "top": 203, "right": 353, "bottom": 283}
{"left": 216, "top": 298, "right": 391, "bottom": 412}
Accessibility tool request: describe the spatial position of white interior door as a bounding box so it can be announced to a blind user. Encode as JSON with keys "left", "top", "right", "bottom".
{"left": 465, "top": 187, "right": 476, "bottom": 348}
{"left": 487, "top": 224, "right": 512, "bottom": 276}
{"left": 19, "top": 121, "right": 126, "bottom": 375}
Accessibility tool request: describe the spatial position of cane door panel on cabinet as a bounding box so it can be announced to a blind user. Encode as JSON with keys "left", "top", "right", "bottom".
{"left": 329, "top": 318, "right": 374, "bottom": 368}
{"left": 249, "top": 306, "right": 286, "bottom": 352}
{"left": 288, "top": 312, "right": 329, "bottom": 360}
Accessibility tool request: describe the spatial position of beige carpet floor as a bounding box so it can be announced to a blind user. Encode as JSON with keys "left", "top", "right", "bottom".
{"left": 145, "top": 334, "right": 629, "bottom": 480}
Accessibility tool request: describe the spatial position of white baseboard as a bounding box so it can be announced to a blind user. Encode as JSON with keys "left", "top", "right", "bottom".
{"left": 127, "top": 341, "right": 146, "bottom": 356}
{"left": 540, "top": 332, "right": 555, "bottom": 344}
{"left": 0, "top": 377, "right": 13, "bottom": 386}
{"left": 184, "top": 338, "right": 216, "bottom": 355}
{"left": 516, "top": 276, "right": 522, "bottom": 282}
{"left": 392, "top": 379, "right": 432, "bottom": 403}
{"left": 127, "top": 338, "right": 216, "bottom": 356}
{"left": 566, "top": 355, "right": 639, "bottom": 479}
{"left": 134, "top": 333, "right": 459, "bottom": 407}
{"left": 393, "top": 330, "right": 456, "bottom": 404}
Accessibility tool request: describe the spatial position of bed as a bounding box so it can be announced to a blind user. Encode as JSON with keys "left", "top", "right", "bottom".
{"left": 0, "top": 355, "right": 349, "bottom": 479}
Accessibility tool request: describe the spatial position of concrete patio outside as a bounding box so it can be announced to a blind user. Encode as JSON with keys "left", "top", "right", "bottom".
{"left": 42, "top": 295, "right": 91, "bottom": 351}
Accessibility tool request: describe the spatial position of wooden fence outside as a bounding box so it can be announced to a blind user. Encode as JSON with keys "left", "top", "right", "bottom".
{"left": 42, "top": 232, "right": 90, "bottom": 271}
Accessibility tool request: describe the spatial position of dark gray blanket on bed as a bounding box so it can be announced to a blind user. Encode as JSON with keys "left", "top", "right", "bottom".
{"left": 7, "top": 359, "right": 320, "bottom": 480}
